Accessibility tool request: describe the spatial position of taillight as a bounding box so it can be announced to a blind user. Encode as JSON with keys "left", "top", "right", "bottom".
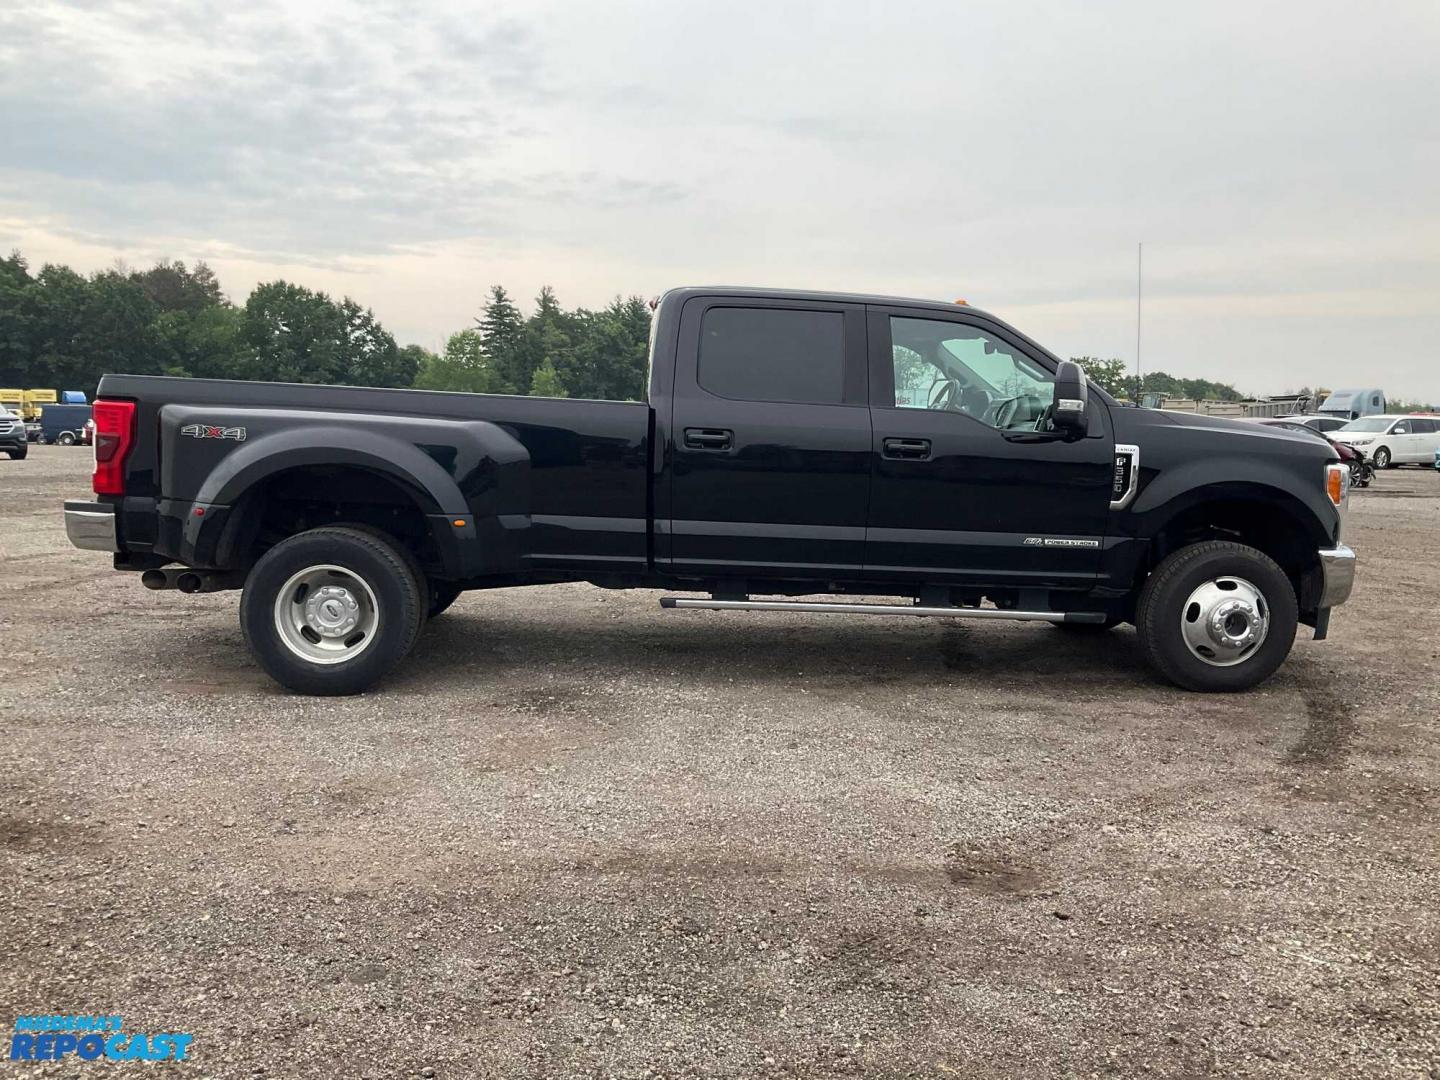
{"left": 92, "top": 399, "right": 136, "bottom": 495}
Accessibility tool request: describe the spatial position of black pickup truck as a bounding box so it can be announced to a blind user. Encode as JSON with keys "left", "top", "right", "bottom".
{"left": 64, "top": 287, "right": 1355, "bottom": 695}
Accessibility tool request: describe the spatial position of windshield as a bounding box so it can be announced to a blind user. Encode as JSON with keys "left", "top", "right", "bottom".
{"left": 1338, "top": 417, "right": 1393, "bottom": 432}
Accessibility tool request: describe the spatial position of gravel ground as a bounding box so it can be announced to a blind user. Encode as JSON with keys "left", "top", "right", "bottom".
{"left": 1, "top": 446, "right": 1437, "bottom": 1078}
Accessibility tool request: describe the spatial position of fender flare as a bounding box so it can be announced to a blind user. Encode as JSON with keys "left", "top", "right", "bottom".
{"left": 197, "top": 425, "right": 468, "bottom": 515}
{"left": 1131, "top": 456, "right": 1336, "bottom": 551}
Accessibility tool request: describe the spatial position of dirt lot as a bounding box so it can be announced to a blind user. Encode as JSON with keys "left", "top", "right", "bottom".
{"left": 1, "top": 447, "right": 1436, "bottom": 1078}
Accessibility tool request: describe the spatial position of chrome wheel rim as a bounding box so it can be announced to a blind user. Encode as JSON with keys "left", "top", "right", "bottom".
{"left": 1180, "top": 575, "right": 1269, "bottom": 667}
{"left": 272, "top": 565, "right": 379, "bottom": 665}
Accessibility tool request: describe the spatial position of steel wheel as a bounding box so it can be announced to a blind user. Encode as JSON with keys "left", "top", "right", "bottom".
{"left": 1179, "top": 576, "right": 1269, "bottom": 667}
{"left": 272, "top": 564, "right": 380, "bottom": 664}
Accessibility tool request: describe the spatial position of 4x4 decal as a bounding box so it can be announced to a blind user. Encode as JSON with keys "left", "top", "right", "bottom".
{"left": 180, "top": 423, "right": 247, "bottom": 442}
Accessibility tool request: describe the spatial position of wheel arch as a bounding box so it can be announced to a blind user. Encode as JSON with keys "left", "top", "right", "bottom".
{"left": 1135, "top": 482, "right": 1331, "bottom": 620}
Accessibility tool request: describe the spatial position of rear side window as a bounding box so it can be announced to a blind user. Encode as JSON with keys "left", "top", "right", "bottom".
{"left": 698, "top": 307, "right": 845, "bottom": 404}
{"left": 1411, "top": 419, "right": 1436, "bottom": 434}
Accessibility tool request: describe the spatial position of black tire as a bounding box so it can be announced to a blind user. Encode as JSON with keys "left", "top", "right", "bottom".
{"left": 1135, "top": 541, "right": 1298, "bottom": 692}
{"left": 6, "top": 447, "right": 24, "bottom": 460}
{"left": 428, "top": 584, "right": 463, "bottom": 618}
{"left": 56, "top": 431, "right": 77, "bottom": 446}
{"left": 327, "top": 521, "right": 460, "bottom": 620}
{"left": 1371, "top": 446, "right": 1392, "bottom": 469}
{"left": 240, "top": 526, "right": 425, "bottom": 695}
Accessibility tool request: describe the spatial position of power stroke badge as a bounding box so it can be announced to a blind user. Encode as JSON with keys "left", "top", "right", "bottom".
{"left": 180, "top": 423, "right": 246, "bottom": 441}
{"left": 1023, "top": 537, "right": 1101, "bottom": 548}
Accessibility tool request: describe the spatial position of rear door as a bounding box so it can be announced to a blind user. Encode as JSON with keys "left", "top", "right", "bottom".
{"left": 863, "top": 307, "right": 1115, "bottom": 589}
{"left": 664, "top": 297, "right": 871, "bottom": 578}
{"left": 1404, "top": 418, "right": 1438, "bottom": 462}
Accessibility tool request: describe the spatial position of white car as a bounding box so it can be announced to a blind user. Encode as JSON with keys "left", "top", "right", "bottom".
{"left": 1334, "top": 414, "right": 1440, "bottom": 469}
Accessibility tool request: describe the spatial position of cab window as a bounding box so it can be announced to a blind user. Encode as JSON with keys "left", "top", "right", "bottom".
{"left": 889, "top": 317, "right": 1054, "bottom": 431}
{"left": 698, "top": 307, "right": 845, "bottom": 404}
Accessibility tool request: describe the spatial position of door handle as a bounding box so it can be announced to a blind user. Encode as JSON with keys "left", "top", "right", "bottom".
{"left": 882, "top": 437, "right": 932, "bottom": 460}
{"left": 684, "top": 427, "right": 733, "bottom": 451}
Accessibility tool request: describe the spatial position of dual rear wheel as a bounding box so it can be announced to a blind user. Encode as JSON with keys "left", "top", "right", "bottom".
{"left": 240, "top": 526, "right": 460, "bottom": 695}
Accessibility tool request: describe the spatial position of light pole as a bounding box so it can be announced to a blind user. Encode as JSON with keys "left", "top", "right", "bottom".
{"left": 1135, "top": 242, "right": 1143, "bottom": 402}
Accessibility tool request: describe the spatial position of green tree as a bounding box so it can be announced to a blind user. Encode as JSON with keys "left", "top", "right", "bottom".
{"left": 152, "top": 304, "right": 243, "bottom": 379}
{"left": 1071, "top": 356, "right": 1130, "bottom": 397}
{"left": 237, "top": 281, "right": 347, "bottom": 384}
{"left": 529, "top": 357, "right": 567, "bottom": 397}
{"left": 338, "top": 298, "right": 413, "bottom": 387}
{"left": 477, "top": 285, "right": 525, "bottom": 393}
{"left": 0, "top": 252, "right": 35, "bottom": 385}
{"left": 57, "top": 270, "right": 162, "bottom": 392}
{"left": 561, "top": 296, "right": 652, "bottom": 400}
{"left": 412, "top": 330, "right": 503, "bottom": 393}
{"left": 130, "top": 259, "right": 226, "bottom": 313}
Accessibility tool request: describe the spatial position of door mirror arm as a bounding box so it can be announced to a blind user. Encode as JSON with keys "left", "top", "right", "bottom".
{"left": 1001, "top": 430, "right": 1071, "bottom": 444}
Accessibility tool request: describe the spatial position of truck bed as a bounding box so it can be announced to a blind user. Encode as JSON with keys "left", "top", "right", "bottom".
{"left": 96, "top": 374, "right": 652, "bottom": 577}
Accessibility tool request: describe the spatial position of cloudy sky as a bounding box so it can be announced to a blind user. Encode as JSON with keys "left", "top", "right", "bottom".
{"left": 2, "top": 0, "right": 1437, "bottom": 401}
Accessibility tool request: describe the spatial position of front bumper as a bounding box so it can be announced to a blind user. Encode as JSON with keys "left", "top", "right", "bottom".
{"left": 1318, "top": 544, "right": 1356, "bottom": 608}
{"left": 64, "top": 500, "right": 118, "bottom": 552}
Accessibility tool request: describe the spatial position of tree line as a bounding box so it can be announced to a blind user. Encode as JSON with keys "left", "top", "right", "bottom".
{"left": 5, "top": 251, "right": 1427, "bottom": 410}
{"left": 1069, "top": 356, "right": 1248, "bottom": 402}
{"left": 0, "top": 252, "right": 653, "bottom": 402}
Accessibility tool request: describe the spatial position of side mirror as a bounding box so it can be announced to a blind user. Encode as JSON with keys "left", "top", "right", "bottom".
{"left": 1051, "top": 361, "right": 1089, "bottom": 434}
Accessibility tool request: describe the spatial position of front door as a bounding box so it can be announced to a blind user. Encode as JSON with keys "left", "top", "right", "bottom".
{"left": 664, "top": 297, "right": 871, "bottom": 579}
{"left": 864, "top": 308, "right": 1115, "bottom": 590}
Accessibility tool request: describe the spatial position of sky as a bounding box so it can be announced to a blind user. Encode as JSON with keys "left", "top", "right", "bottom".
{"left": 2, "top": 0, "right": 1437, "bottom": 402}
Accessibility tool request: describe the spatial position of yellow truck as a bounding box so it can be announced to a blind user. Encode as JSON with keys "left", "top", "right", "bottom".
{"left": 0, "top": 389, "right": 23, "bottom": 417}
{"left": 22, "top": 388, "right": 58, "bottom": 420}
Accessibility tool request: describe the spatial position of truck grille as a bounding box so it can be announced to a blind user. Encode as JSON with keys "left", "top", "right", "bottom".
{"left": 0, "top": 419, "right": 18, "bottom": 435}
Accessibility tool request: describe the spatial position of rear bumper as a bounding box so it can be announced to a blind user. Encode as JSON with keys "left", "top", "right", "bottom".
{"left": 64, "top": 500, "right": 118, "bottom": 552}
{"left": 1318, "top": 544, "right": 1356, "bottom": 608}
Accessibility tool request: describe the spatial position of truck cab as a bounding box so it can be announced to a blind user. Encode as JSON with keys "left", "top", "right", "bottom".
{"left": 63, "top": 286, "right": 1356, "bottom": 696}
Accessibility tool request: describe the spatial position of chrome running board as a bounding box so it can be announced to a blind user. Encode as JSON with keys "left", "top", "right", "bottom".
{"left": 659, "top": 597, "right": 1104, "bottom": 623}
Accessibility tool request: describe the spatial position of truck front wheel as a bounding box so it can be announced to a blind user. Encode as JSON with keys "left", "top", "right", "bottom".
{"left": 240, "top": 526, "right": 425, "bottom": 695}
{"left": 1135, "top": 541, "right": 1298, "bottom": 692}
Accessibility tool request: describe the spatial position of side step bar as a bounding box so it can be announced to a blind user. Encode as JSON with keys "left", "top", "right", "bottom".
{"left": 659, "top": 597, "right": 1107, "bottom": 624}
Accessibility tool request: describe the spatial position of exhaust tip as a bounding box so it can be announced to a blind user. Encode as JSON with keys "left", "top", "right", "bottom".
{"left": 141, "top": 570, "right": 169, "bottom": 591}
{"left": 176, "top": 572, "right": 202, "bottom": 594}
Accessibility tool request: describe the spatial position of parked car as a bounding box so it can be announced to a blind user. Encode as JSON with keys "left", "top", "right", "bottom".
{"left": 0, "top": 408, "right": 27, "bottom": 459}
{"left": 63, "top": 286, "right": 1354, "bottom": 696}
{"left": 1274, "top": 413, "right": 1348, "bottom": 433}
{"left": 1333, "top": 414, "right": 1440, "bottom": 469}
{"left": 37, "top": 403, "right": 93, "bottom": 445}
{"left": 1252, "top": 418, "right": 1370, "bottom": 486}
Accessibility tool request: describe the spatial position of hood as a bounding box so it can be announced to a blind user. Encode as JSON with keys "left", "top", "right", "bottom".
{"left": 1122, "top": 408, "right": 1339, "bottom": 461}
{"left": 1152, "top": 411, "right": 1319, "bottom": 446}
